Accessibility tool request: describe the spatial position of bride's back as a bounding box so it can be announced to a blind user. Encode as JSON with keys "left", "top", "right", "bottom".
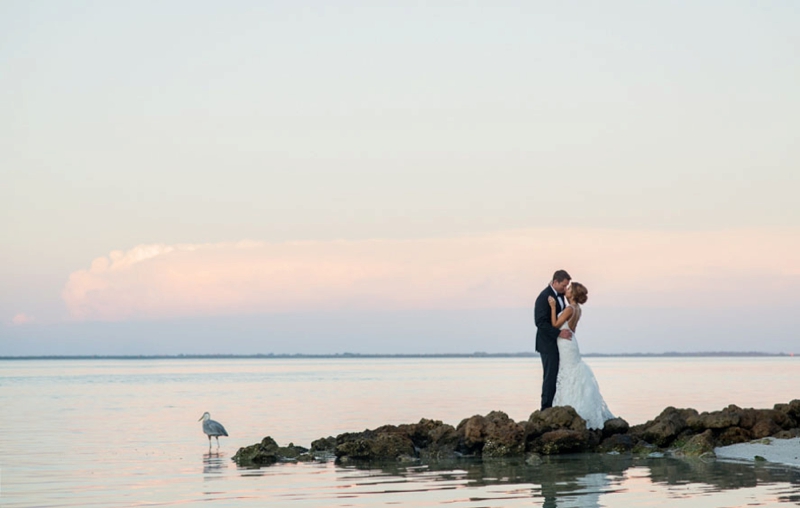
{"left": 560, "top": 304, "right": 581, "bottom": 332}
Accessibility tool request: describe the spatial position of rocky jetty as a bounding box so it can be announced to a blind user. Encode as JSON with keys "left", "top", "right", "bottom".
{"left": 232, "top": 400, "right": 800, "bottom": 467}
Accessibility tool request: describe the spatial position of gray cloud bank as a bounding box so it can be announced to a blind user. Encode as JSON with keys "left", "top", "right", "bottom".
{"left": 2, "top": 305, "right": 796, "bottom": 357}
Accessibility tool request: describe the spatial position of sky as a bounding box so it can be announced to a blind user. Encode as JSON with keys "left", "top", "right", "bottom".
{"left": 2, "top": 1, "right": 798, "bottom": 356}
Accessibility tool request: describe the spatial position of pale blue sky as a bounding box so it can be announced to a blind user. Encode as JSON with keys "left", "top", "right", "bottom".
{"left": 2, "top": 1, "right": 798, "bottom": 355}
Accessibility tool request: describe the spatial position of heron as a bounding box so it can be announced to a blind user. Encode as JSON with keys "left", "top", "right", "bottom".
{"left": 198, "top": 412, "right": 228, "bottom": 448}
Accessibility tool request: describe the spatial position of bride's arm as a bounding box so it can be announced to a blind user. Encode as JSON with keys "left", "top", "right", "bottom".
{"left": 548, "top": 297, "right": 573, "bottom": 328}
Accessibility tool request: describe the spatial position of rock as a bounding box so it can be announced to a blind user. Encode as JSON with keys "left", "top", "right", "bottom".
{"left": 456, "top": 411, "right": 525, "bottom": 457}
{"left": 457, "top": 415, "right": 489, "bottom": 454}
{"left": 310, "top": 436, "right": 336, "bottom": 453}
{"left": 771, "top": 409, "right": 795, "bottom": 430}
{"left": 533, "top": 429, "right": 593, "bottom": 455}
{"left": 398, "top": 418, "right": 456, "bottom": 450}
{"left": 525, "top": 453, "right": 543, "bottom": 465}
{"left": 232, "top": 436, "right": 282, "bottom": 466}
{"left": 483, "top": 438, "right": 526, "bottom": 457}
{"left": 404, "top": 419, "right": 460, "bottom": 459}
{"left": 524, "top": 407, "right": 594, "bottom": 455}
{"left": 632, "top": 407, "right": 697, "bottom": 447}
{"left": 751, "top": 416, "right": 782, "bottom": 439}
{"left": 599, "top": 433, "right": 637, "bottom": 453}
{"left": 773, "top": 429, "right": 800, "bottom": 439}
{"left": 230, "top": 400, "right": 800, "bottom": 468}
{"left": 687, "top": 406, "right": 742, "bottom": 430}
{"left": 631, "top": 440, "right": 658, "bottom": 456}
{"left": 738, "top": 409, "right": 760, "bottom": 430}
{"left": 602, "top": 417, "right": 630, "bottom": 438}
{"left": 745, "top": 409, "right": 793, "bottom": 438}
{"left": 778, "top": 399, "right": 800, "bottom": 423}
{"left": 277, "top": 442, "right": 309, "bottom": 458}
{"left": 526, "top": 406, "right": 587, "bottom": 439}
{"left": 716, "top": 426, "right": 752, "bottom": 446}
{"left": 675, "top": 429, "right": 715, "bottom": 457}
{"left": 335, "top": 425, "right": 416, "bottom": 462}
{"left": 232, "top": 437, "right": 312, "bottom": 466}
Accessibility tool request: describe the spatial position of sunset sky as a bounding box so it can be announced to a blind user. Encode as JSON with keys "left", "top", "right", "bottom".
{"left": 2, "top": 1, "right": 798, "bottom": 355}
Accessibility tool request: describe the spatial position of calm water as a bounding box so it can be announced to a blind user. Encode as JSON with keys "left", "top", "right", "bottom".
{"left": 2, "top": 357, "right": 799, "bottom": 507}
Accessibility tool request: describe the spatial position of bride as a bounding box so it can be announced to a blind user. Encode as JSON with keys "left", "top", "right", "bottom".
{"left": 547, "top": 282, "right": 614, "bottom": 430}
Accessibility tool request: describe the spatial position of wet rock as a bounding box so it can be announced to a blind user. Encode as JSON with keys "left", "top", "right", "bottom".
{"left": 231, "top": 400, "right": 800, "bottom": 467}
{"left": 456, "top": 411, "right": 525, "bottom": 457}
{"left": 631, "top": 407, "right": 697, "bottom": 447}
{"left": 310, "top": 436, "right": 336, "bottom": 453}
{"left": 526, "top": 406, "right": 587, "bottom": 439}
{"left": 525, "top": 452, "right": 543, "bottom": 465}
{"left": 750, "top": 410, "right": 789, "bottom": 439}
{"left": 674, "top": 429, "right": 715, "bottom": 457}
{"left": 751, "top": 419, "right": 781, "bottom": 439}
{"left": 401, "top": 418, "right": 460, "bottom": 459}
{"left": 483, "top": 438, "right": 526, "bottom": 457}
{"left": 419, "top": 438, "right": 459, "bottom": 459}
{"left": 232, "top": 436, "right": 282, "bottom": 466}
{"left": 278, "top": 442, "right": 310, "bottom": 458}
{"left": 602, "top": 417, "right": 630, "bottom": 438}
{"left": 716, "top": 426, "right": 752, "bottom": 446}
{"left": 232, "top": 437, "right": 312, "bottom": 466}
{"left": 780, "top": 399, "right": 800, "bottom": 422}
{"left": 398, "top": 419, "right": 456, "bottom": 449}
{"left": 631, "top": 440, "right": 658, "bottom": 456}
{"left": 599, "top": 433, "right": 637, "bottom": 453}
{"left": 770, "top": 408, "right": 795, "bottom": 430}
{"left": 335, "top": 425, "right": 416, "bottom": 462}
{"left": 738, "top": 408, "right": 760, "bottom": 430}
{"left": 774, "top": 428, "right": 800, "bottom": 439}
{"left": 458, "top": 415, "right": 488, "bottom": 454}
{"left": 533, "top": 429, "right": 592, "bottom": 455}
{"left": 524, "top": 407, "right": 595, "bottom": 455}
{"left": 687, "top": 406, "right": 742, "bottom": 430}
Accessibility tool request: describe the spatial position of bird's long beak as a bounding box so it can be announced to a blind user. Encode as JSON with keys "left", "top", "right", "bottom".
{"left": 198, "top": 415, "right": 203, "bottom": 421}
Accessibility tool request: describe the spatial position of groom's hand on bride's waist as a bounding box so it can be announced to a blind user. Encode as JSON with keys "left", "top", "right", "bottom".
{"left": 558, "top": 330, "right": 573, "bottom": 340}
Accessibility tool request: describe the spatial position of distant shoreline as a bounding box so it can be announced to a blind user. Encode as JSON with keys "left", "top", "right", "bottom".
{"left": 0, "top": 352, "right": 794, "bottom": 360}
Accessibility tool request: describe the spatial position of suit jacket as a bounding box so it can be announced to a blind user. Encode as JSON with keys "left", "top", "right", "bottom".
{"left": 534, "top": 285, "right": 564, "bottom": 354}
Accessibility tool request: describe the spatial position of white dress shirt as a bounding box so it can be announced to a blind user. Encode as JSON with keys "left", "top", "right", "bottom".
{"left": 550, "top": 284, "right": 565, "bottom": 311}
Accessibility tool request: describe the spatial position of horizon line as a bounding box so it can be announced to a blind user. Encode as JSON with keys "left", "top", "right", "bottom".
{"left": 0, "top": 351, "right": 795, "bottom": 360}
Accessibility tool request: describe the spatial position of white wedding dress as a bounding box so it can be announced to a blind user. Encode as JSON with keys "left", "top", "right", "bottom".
{"left": 552, "top": 305, "right": 614, "bottom": 430}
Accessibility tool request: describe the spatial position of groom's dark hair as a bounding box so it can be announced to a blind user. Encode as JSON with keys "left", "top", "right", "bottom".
{"left": 552, "top": 270, "right": 571, "bottom": 283}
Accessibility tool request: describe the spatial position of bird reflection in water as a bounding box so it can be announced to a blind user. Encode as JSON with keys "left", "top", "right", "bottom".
{"left": 203, "top": 451, "right": 228, "bottom": 477}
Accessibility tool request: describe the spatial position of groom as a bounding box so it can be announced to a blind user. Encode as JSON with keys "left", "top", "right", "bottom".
{"left": 535, "top": 269, "right": 573, "bottom": 410}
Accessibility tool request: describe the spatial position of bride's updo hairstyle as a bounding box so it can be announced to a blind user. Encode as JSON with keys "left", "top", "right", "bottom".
{"left": 570, "top": 283, "right": 588, "bottom": 304}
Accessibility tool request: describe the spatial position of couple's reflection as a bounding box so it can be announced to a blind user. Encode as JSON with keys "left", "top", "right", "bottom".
{"left": 325, "top": 452, "right": 800, "bottom": 507}
{"left": 540, "top": 471, "right": 610, "bottom": 508}
{"left": 531, "top": 455, "right": 620, "bottom": 508}
{"left": 339, "top": 453, "right": 623, "bottom": 507}
{"left": 202, "top": 451, "right": 228, "bottom": 477}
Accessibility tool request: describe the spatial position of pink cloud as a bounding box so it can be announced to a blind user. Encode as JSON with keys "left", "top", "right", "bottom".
{"left": 61, "top": 229, "right": 800, "bottom": 322}
{"left": 12, "top": 313, "right": 34, "bottom": 325}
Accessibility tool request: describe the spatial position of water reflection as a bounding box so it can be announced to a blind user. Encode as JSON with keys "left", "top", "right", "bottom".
{"left": 333, "top": 454, "right": 800, "bottom": 506}
{"left": 202, "top": 451, "right": 228, "bottom": 477}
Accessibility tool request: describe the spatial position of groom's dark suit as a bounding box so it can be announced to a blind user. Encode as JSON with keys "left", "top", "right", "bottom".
{"left": 535, "top": 285, "right": 565, "bottom": 410}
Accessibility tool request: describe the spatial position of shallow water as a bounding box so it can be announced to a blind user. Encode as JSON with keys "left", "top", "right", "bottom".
{"left": 2, "top": 357, "right": 799, "bottom": 506}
